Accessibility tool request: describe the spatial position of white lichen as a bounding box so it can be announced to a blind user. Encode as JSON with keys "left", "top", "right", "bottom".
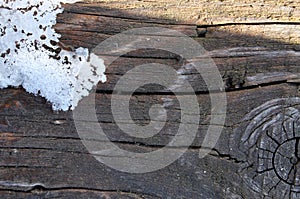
{"left": 0, "top": 0, "right": 106, "bottom": 111}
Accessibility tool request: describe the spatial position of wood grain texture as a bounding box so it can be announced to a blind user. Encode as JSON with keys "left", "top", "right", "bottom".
{"left": 1, "top": 1, "right": 300, "bottom": 198}
{"left": 64, "top": 1, "right": 300, "bottom": 24}
{"left": 0, "top": 83, "right": 299, "bottom": 198}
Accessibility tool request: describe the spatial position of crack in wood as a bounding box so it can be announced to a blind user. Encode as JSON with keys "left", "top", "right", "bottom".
{"left": 198, "top": 21, "right": 300, "bottom": 28}
{"left": 0, "top": 181, "right": 153, "bottom": 198}
{"left": 231, "top": 98, "right": 300, "bottom": 199}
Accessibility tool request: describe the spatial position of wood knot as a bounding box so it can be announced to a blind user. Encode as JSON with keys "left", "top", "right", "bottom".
{"left": 231, "top": 98, "right": 300, "bottom": 198}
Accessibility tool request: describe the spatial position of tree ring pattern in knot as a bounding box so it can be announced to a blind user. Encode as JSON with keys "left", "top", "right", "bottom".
{"left": 273, "top": 138, "right": 300, "bottom": 186}
{"left": 231, "top": 98, "right": 300, "bottom": 199}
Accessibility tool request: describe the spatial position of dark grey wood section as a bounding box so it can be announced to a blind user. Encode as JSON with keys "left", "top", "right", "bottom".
{"left": 1, "top": 1, "right": 300, "bottom": 198}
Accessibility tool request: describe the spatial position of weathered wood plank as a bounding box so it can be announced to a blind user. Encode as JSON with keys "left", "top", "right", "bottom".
{"left": 56, "top": 29, "right": 300, "bottom": 52}
{"left": 0, "top": 147, "right": 235, "bottom": 198}
{"left": 63, "top": 1, "right": 300, "bottom": 25}
{"left": 95, "top": 52, "right": 300, "bottom": 92}
{"left": 54, "top": 4, "right": 300, "bottom": 94}
{"left": 206, "top": 24, "right": 300, "bottom": 45}
{"left": 55, "top": 12, "right": 198, "bottom": 37}
{"left": 2, "top": 1, "right": 300, "bottom": 198}
{"left": 0, "top": 190, "right": 149, "bottom": 199}
{"left": 0, "top": 83, "right": 298, "bottom": 154}
{"left": 57, "top": 3, "right": 300, "bottom": 46}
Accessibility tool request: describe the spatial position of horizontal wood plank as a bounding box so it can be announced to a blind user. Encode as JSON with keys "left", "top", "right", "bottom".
{"left": 63, "top": 1, "right": 300, "bottom": 25}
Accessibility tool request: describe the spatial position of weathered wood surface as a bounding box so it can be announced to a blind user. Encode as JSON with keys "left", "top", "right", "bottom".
{"left": 56, "top": 2, "right": 300, "bottom": 93}
{"left": 0, "top": 83, "right": 298, "bottom": 199}
{"left": 1, "top": 1, "right": 300, "bottom": 198}
{"left": 66, "top": 0, "right": 300, "bottom": 24}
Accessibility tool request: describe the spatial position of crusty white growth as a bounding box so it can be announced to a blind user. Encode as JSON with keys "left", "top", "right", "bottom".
{"left": 0, "top": 0, "right": 106, "bottom": 111}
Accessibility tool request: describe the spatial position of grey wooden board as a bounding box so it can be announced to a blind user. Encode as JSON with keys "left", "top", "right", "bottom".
{"left": 0, "top": 82, "right": 299, "bottom": 198}
{"left": 1, "top": 1, "right": 300, "bottom": 199}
